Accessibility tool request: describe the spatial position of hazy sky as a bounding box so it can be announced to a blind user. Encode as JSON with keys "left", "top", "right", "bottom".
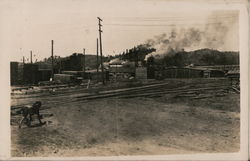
{"left": 0, "top": 0, "right": 239, "bottom": 62}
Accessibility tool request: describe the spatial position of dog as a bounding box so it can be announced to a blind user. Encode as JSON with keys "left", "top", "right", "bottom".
{"left": 18, "top": 101, "right": 45, "bottom": 128}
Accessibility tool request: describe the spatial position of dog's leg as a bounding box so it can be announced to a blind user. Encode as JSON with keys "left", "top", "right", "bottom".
{"left": 18, "top": 117, "right": 25, "bottom": 128}
{"left": 37, "top": 111, "right": 44, "bottom": 124}
{"left": 29, "top": 114, "right": 33, "bottom": 121}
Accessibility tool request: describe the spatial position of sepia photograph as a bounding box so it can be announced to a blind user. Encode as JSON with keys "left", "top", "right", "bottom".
{"left": 0, "top": 0, "right": 248, "bottom": 159}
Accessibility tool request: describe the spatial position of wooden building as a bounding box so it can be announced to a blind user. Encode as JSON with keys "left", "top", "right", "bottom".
{"left": 11, "top": 62, "right": 52, "bottom": 85}
{"left": 154, "top": 67, "right": 224, "bottom": 79}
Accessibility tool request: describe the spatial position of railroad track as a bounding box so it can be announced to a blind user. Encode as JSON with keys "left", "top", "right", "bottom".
{"left": 11, "top": 80, "right": 233, "bottom": 110}
{"left": 11, "top": 80, "right": 228, "bottom": 99}
{"left": 11, "top": 80, "right": 230, "bottom": 109}
{"left": 11, "top": 82, "right": 171, "bottom": 107}
{"left": 11, "top": 81, "right": 171, "bottom": 99}
{"left": 73, "top": 85, "right": 230, "bottom": 101}
{"left": 11, "top": 83, "right": 85, "bottom": 92}
{"left": 39, "top": 84, "right": 230, "bottom": 107}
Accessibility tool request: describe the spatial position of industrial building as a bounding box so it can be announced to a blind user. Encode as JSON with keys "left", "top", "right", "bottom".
{"left": 11, "top": 62, "right": 51, "bottom": 85}
{"left": 154, "top": 67, "right": 225, "bottom": 79}
{"left": 11, "top": 58, "right": 230, "bottom": 86}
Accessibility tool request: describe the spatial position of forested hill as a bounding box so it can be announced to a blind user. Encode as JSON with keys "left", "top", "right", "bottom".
{"left": 37, "top": 48, "right": 239, "bottom": 70}
{"left": 37, "top": 53, "right": 109, "bottom": 71}
{"left": 116, "top": 47, "right": 239, "bottom": 67}
{"left": 155, "top": 48, "right": 239, "bottom": 67}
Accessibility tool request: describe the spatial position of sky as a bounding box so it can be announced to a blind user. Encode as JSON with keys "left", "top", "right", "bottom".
{"left": 0, "top": 0, "right": 239, "bottom": 62}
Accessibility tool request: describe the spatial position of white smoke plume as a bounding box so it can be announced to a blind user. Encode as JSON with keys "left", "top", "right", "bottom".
{"left": 144, "top": 12, "right": 238, "bottom": 60}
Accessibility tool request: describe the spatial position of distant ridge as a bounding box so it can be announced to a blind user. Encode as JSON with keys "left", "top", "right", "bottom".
{"left": 36, "top": 48, "right": 239, "bottom": 70}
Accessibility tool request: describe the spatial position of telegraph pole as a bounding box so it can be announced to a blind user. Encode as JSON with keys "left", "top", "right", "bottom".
{"left": 83, "top": 48, "right": 86, "bottom": 73}
{"left": 51, "top": 40, "right": 54, "bottom": 81}
{"left": 134, "top": 47, "right": 138, "bottom": 67}
{"left": 30, "top": 50, "right": 33, "bottom": 64}
{"left": 81, "top": 48, "right": 86, "bottom": 80}
{"left": 96, "top": 38, "right": 99, "bottom": 73}
{"left": 59, "top": 56, "right": 61, "bottom": 74}
{"left": 98, "top": 17, "right": 105, "bottom": 85}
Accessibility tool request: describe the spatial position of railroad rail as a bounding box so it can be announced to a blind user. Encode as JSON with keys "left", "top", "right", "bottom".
{"left": 11, "top": 81, "right": 234, "bottom": 111}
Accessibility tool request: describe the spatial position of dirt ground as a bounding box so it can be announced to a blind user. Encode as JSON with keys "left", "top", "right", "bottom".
{"left": 11, "top": 79, "right": 240, "bottom": 157}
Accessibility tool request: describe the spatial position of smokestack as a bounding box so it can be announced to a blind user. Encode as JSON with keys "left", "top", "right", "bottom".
{"left": 51, "top": 40, "right": 54, "bottom": 81}
{"left": 83, "top": 48, "right": 85, "bottom": 73}
{"left": 30, "top": 50, "right": 33, "bottom": 64}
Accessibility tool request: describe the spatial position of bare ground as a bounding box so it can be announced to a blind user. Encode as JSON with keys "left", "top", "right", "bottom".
{"left": 11, "top": 79, "right": 240, "bottom": 157}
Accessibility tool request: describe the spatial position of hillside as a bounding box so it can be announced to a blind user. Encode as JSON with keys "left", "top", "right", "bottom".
{"left": 58, "top": 54, "right": 102, "bottom": 70}
{"left": 134, "top": 48, "right": 239, "bottom": 67}
{"left": 157, "top": 48, "right": 239, "bottom": 67}
{"left": 38, "top": 53, "right": 110, "bottom": 71}
{"left": 37, "top": 48, "right": 239, "bottom": 71}
{"left": 114, "top": 46, "right": 239, "bottom": 67}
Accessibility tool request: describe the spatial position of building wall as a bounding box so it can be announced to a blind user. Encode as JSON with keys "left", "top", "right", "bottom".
{"left": 86, "top": 71, "right": 109, "bottom": 81}
{"left": 136, "top": 67, "right": 147, "bottom": 80}
{"left": 109, "top": 66, "right": 135, "bottom": 73}
{"left": 194, "top": 65, "right": 239, "bottom": 71}
{"left": 10, "top": 62, "right": 24, "bottom": 85}
{"left": 10, "top": 62, "right": 42, "bottom": 85}
{"left": 54, "top": 74, "right": 75, "bottom": 83}
{"left": 155, "top": 68, "right": 203, "bottom": 79}
{"left": 17, "top": 63, "right": 24, "bottom": 84}
{"left": 11, "top": 61, "right": 56, "bottom": 85}
{"left": 10, "top": 62, "right": 18, "bottom": 85}
{"left": 23, "top": 64, "right": 39, "bottom": 84}
{"left": 37, "top": 70, "right": 52, "bottom": 82}
{"left": 155, "top": 68, "right": 225, "bottom": 79}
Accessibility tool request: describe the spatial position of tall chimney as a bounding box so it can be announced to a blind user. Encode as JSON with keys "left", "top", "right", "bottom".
{"left": 30, "top": 50, "right": 33, "bottom": 64}
{"left": 51, "top": 40, "right": 54, "bottom": 81}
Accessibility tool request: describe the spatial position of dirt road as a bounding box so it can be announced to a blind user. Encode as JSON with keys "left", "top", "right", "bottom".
{"left": 11, "top": 79, "right": 240, "bottom": 157}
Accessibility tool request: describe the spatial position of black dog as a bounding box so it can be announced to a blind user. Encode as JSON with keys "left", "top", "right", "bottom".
{"left": 19, "top": 101, "right": 45, "bottom": 128}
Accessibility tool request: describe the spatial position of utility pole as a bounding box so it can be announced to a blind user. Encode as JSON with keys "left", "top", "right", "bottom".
{"left": 51, "top": 40, "right": 54, "bottom": 81}
{"left": 59, "top": 56, "right": 61, "bottom": 74}
{"left": 30, "top": 50, "right": 33, "bottom": 64}
{"left": 98, "top": 17, "right": 105, "bottom": 85}
{"left": 134, "top": 47, "right": 138, "bottom": 67}
{"left": 96, "top": 38, "right": 99, "bottom": 73}
{"left": 83, "top": 48, "right": 86, "bottom": 73}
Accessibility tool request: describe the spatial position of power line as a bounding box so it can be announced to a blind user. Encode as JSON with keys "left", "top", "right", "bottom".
{"left": 109, "top": 17, "right": 237, "bottom": 21}
{"left": 103, "top": 22, "right": 232, "bottom": 26}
